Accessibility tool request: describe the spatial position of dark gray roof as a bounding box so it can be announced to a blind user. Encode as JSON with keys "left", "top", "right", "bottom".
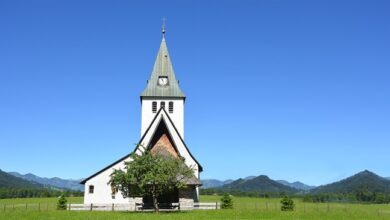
{"left": 184, "top": 176, "right": 202, "bottom": 186}
{"left": 141, "top": 38, "right": 185, "bottom": 98}
{"left": 177, "top": 174, "right": 201, "bottom": 186}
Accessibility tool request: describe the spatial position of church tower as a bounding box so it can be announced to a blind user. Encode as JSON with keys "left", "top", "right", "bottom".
{"left": 81, "top": 22, "right": 202, "bottom": 207}
{"left": 140, "top": 24, "right": 185, "bottom": 138}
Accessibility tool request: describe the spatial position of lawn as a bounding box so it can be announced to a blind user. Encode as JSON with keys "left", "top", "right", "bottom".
{"left": 0, "top": 195, "right": 389, "bottom": 219}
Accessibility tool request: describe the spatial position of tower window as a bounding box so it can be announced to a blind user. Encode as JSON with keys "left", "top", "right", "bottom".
{"left": 160, "top": 101, "right": 165, "bottom": 110}
{"left": 89, "top": 185, "right": 94, "bottom": 194}
{"left": 169, "top": 101, "right": 174, "bottom": 113}
{"left": 152, "top": 102, "right": 157, "bottom": 113}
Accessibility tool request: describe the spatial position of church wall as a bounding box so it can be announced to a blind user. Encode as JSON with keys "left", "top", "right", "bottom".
{"left": 141, "top": 98, "right": 184, "bottom": 138}
{"left": 83, "top": 157, "right": 134, "bottom": 205}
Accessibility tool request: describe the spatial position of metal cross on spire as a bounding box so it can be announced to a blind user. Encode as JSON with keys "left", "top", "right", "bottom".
{"left": 162, "top": 17, "right": 166, "bottom": 38}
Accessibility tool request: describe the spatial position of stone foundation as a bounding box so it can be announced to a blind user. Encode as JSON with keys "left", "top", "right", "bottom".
{"left": 179, "top": 187, "right": 196, "bottom": 210}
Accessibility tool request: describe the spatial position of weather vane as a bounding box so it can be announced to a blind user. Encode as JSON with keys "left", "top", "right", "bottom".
{"left": 162, "top": 17, "right": 166, "bottom": 38}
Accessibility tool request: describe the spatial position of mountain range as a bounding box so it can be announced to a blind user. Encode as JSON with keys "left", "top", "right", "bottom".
{"left": 311, "top": 170, "right": 390, "bottom": 194}
{"left": 3, "top": 169, "right": 390, "bottom": 195}
{"left": 202, "top": 170, "right": 390, "bottom": 195}
{"left": 8, "top": 171, "right": 84, "bottom": 191}
{"left": 200, "top": 179, "right": 234, "bottom": 188}
{"left": 202, "top": 177, "right": 315, "bottom": 191}
{"left": 221, "top": 175, "right": 298, "bottom": 193}
{"left": 0, "top": 169, "right": 43, "bottom": 189}
{"left": 276, "top": 180, "right": 315, "bottom": 191}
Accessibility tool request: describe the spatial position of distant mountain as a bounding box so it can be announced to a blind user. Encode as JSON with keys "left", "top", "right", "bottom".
{"left": 224, "top": 179, "right": 234, "bottom": 184}
{"left": 244, "top": 176, "right": 256, "bottom": 180}
{"left": 221, "top": 175, "right": 298, "bottom": 193}
{"left": 387, "top": 177, "right": 390, "bottom": 180}
{"left": 202, "top": 176, "right": 313, "bottom": 191}
{"left": 9, "top": 172, "right": 84, "bottom": 191}
{"left": 311, "top": 170, "right": 390, "bottom": 194}
{"left": 277, "top": 180, "right": 315, "bottom": 191}
{"left": 201, "top": 179, "right": 233, "bottom": 188}
{"left": 201, "top": 179, "right": 223, "bottom": 188}
{"left": 0, "top": 169, "right": 43, "bottom": 189}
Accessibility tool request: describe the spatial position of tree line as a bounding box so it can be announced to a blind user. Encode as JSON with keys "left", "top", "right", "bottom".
{"left": 302, "top": 192, "right": 390, "bottom": 204}
{"left": 200, "top": 188, "right": 390, "bottom": 204}
{"left": 0, "top": 187, "right": 83, "bottom": 199}
{"left": 200, "top": 188, "right": 292, "bottom": 198}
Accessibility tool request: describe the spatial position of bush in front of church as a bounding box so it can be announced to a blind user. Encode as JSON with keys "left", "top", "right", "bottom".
{"left": 220, "top": 193, "right": 233, "bottom": 209}
{"left": 280, "top": 196, "right": 294, "bottom": 211}
{"left": 57, "top": 194, "right": 67, "bottom": 210}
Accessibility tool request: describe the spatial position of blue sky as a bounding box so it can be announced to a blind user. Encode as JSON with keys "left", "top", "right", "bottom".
{"left": 0, "top": 0, "right": 389, "bottom": 186}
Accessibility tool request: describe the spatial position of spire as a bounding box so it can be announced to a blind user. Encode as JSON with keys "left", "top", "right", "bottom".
{"left": 141, "top": 23, "right": 185, "bottom": 99}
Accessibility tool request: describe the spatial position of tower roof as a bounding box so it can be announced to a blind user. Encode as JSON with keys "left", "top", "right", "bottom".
{"left": 140, "top": 36, "right": 185, "bottom": 99}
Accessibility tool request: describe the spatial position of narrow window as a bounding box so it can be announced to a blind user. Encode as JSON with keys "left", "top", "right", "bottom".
{"left": 152, "top": 101, "right": 157, "bottom": 113}
{"left": 89, "top": 185, "right": 94, "bottom": 194}
{"left": 169, "top": 101, "right": 174, "bottom": 113}
{"left": 111, "top": 185, "right": 116, "bottom": 199}
{"left": 160, "top": 101, "right": 165, "bottom": 110}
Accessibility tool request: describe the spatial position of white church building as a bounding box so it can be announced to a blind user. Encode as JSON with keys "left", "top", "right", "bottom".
{"left": 80, "top": 26, "right": 203, "bottom": 209}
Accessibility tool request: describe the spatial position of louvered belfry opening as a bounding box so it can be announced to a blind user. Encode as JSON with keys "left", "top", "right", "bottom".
{"left": 169, "top": 101, "right": 174, "bottom": 113}
{"left": 152, "top": 101, "right": 157, "bottom": 113}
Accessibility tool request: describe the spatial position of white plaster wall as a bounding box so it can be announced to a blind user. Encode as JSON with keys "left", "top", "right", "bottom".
{"left": 83, "top": 157, "right": 134, "bottom": 204}
{"left": 141, "top": 98, "right": 184, "bottom": 139}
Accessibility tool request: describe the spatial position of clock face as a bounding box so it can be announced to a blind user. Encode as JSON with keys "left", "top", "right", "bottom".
{"left": 158, "top": 76, "right": 168, "bottom": 86}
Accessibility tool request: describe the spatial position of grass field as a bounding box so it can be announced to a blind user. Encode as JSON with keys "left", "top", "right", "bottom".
{"left": 0, "top": 196, "right": 390, "bottom": 219}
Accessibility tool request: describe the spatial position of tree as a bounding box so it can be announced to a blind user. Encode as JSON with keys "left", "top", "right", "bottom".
{"left": 220, "top": 193, "right": 233, "bottom": 209}
{"left": 280, "top": 196, "right": 294, "bottom": 211}
{"left": 109, "top": 147, "right": 194, "bottom": 212}
{"left": 57, "top": 194, "right": 67, "bottom": 210}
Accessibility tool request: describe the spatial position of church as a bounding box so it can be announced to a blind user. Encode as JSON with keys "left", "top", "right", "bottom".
{"left": 80, "top": 25, "right": 203, "bottom": 209}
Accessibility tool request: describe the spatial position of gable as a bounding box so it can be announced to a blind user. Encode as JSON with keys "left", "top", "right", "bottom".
{"left": 150, "top": 133, "right": 178, "bottom": 158}
{"left": 80, "top": 107, "right": 202, "bottom": 185}
{"left": 136, "top": 108, "right": 202, "bottom": 172}
{"left": 147, "top": 115, "right": 179, "bottom": 158}
{"left": 149, "top": 121, "right": 179, "bottom": 158}
{"left": 150, "top": 134, "right": 179, "bottom": 158}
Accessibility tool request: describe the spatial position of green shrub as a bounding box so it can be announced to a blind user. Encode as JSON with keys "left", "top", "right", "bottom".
{"left": 220, "top": 193, "right": 233, "bottom": 209}
{"left": 280, "top": 196, "right": 294, "bottom": 211}
{"left": 56, "top": 195, "right": 67, "bottom": 210}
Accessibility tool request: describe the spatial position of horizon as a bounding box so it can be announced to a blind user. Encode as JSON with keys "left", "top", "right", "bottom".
{"left": 3, "top": 168, "right": 389, "bottom": 187}
{"left": 1, "top": 0, "right": 389, "bottom": 186}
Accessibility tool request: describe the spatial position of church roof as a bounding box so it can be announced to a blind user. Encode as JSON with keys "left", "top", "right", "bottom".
{"left": 179, "top": 175, "right": 202, "bottom": 185}
{"left": 140, "top": 37, "right": 186, "bottom": 99}
{"left": 136, "top": 107, "right": 202, "bottom": 171}
{"left": 80, "top": 107, "right": 202, "bottom": 185}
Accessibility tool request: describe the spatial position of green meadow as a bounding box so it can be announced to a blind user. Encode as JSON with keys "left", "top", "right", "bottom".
{"left": 0, "top": 196, "right": 389, "bottom": 220}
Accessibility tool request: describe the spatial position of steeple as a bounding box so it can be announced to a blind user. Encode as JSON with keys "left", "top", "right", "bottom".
{"left": 140, "top": 22, "right": 185, "bottom": 99}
